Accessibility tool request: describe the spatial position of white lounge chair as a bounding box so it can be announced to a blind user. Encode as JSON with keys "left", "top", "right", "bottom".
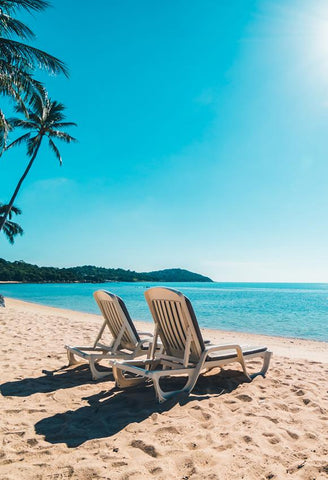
{"left": 112, "top": 287, "right": 272, "bottom": 402}
{"left": 65, "top": 290, "right": 155, "bottom": 380}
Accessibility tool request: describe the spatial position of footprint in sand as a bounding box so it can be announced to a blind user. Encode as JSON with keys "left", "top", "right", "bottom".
{"left": 243, "top": 435, "right": 253, "bottom": 444}
{"left": 144, "top": 462, "right": 163, "bottom": 475}
{"left": 262, "top": 432, "right": 281, "bottom": 444}
{"left": 153, "top": 426, "right": 181, "bottom": 446}
{"left": 130, "top": 440, "right": 158, "bottom": 458}
{"left": 262, "top": 415, "right": 279, "bottom": 424}
{"left": 189, "top": 405, "right": 213, "bottom": 422}
{"left": 244, "top": 412, "right": 256, "bottom": 417}
{"left": 276, "top": 403, "right": 289, "bottom": 412}
{"left": 215, "top": 443, "right": 233, "bottom": 452}
{"left": 295, "top": 389, "right": 305, "bottom": 396}
{"left": 27, "top": 438, "right": 38, "bottom": 447}
{"left": 286, "top": 430, "right": 299, "bottom": 440}
{"left": 120, "top": 469, "right": 144, "bottom": 480}
{"left": 156, "top": 426, "right": 179, "bottom": 435}
{"left": 289, "top": 406, "right": 301, "bottom": 413}
{"left": 176, "top": 457, "right": 196, "bottom": 478}
{"left": 306, "top": 432, "right": 317, "bottom": 440}
{"left": 4, "top": 430, "right": 25, "bottom": 437}
{"left": 149, "top": 467, "right": 163, "bottom": 475}
{"left": 74, "top": 467, "right": 101, "bottom": 480}
{"left": 236, "top": 394, "right": 252, "bottom": 402}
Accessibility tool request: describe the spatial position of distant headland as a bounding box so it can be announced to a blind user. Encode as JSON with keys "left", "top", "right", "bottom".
{"left": 0, "top": 259, "right": 212, "bottom": 283}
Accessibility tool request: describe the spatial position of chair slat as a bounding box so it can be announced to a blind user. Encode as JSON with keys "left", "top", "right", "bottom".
{"left": 145, "top": 287, "right": 205, "bottom": 362}
{"left": 160, "top": 300, "right": 179, "bottom": 350}
{"left": 153, "top": 300, "right": 177, "bottom": 350}
{"left": 165, "top": 300, "right": 183, "bottom": 350}
{"left": 170, "top": 301, "right": 187, "bottom": 349}
{"left": 94, "top": 292, "right": 139, "bottom": 350}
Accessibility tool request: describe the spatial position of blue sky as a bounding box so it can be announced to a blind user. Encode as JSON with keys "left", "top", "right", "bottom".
{"left": 2, "top": 0, "right": 328, "bottom": 281}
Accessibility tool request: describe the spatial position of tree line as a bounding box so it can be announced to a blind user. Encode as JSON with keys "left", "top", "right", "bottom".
{"left": 0, "top": 258, "right": 213, "bottom": 283}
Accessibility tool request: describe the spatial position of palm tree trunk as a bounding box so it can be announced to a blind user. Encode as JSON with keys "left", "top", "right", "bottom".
{"left": 0, "top": 140, "right": 41, "bottom": 232}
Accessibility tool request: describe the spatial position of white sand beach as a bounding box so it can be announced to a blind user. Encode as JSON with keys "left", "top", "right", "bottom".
{"left": 1, "top": 297, "right": 328, "bottom": 480}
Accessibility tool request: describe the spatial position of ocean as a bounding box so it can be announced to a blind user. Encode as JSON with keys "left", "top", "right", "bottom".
{"left": 1, "top": 282, "right": 328, "bottom": 342}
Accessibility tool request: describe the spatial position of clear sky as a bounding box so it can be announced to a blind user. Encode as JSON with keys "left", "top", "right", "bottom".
{"left": 2, "top": 0, "right": 328, "bottom": 282}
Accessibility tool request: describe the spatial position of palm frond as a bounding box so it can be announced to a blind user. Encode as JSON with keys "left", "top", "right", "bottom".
{"left": 0, "top": 55, "right": 34, "bottom": 72}
{"left": 48, "top": 100, "right": 65, "bottom": 114}
{"left": 7, "top": 204, "right": 22, "bottom": 217}
{"left": 48, "top": 137, "right": 61, "bottom": 165}
{"left": 2, "top": 218, "right": 23, "bottom": 244}
{"left": 0, "top": 13, "right": 35, "bottom": 39}
{"left": 0, "top": 203, "right": 9, "bottom": 214}
{"left": 52, "top": 121, "right": 77, "bottom": 128}
{"left": 0, "top": 203, "right": 22, "bottom": 219}
{"left": 0, "top": 108, "right": 12, "bottom": 152}
{"left": 46, "top": 100, "right": 67, "bottom": 123}
{"left": 0, "top": 60, "right": 46, "bottom": 113}
{"left": 27, "top": 133, "right": 40, "bottom": 156}
{"left": 0, "top": 82, "right": 29, "bottom": 117}
{"left": 0, "top": 200, "right": 23, "bottom": 243}
{"left": 0, "top": 74, "right": 26, "bottom": 102}
{"left": 0, "top": 1, "right": 50, "bottom": 14}
{"left": 5, "top": 94, "right": 76, "bottom": 166}
{"left": 7, "top": 116, "right": 38, "bottom": 129}
{"left": 0, "top": 38, "right": 68, "bottom": 76}
{"left": 48, "top": 130, "right": 76, "bottom": 143}
{"left": 14, "top": 90, "right": 45, "bottom": 115}
{"left": 27, "top": 81, "right": 46, "bottom": 107}
{"left": 6, "top": 132, "right": 31, "bottom": 150}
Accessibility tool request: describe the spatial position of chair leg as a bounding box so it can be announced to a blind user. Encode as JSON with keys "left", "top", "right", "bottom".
{"left": 89, "top": 358, "right": 112, "bottom": 380}
{"left": 67, "top": 349, "right": 81, "bottom": 366}
{"left": 67, "top": 349, "right": 113, "bottom": 380}
{"left": 152, "top": 367, "right": 202, "bottom": 403}
{"left": 152, "top": 375, "right": 172, "bottom": 403}
{"left": 238, "top": 359, "right": 252, "bottom": 381}
{"left": 249, "top": 351, "right": 272, "bottom": 379}
{"left": 112, "top": 365, "right": 146, "bottom": 388}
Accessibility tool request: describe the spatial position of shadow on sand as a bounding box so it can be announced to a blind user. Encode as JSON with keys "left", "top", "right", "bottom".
{"left": 33, "top": 369, "right": 250, "bottom": 447}
{"left": 0, "top": 363, "right": 112, "bottom": 397}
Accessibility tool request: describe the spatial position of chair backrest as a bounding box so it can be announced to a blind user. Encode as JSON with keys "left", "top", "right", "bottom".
{"left": 144, "top": 287, "right": 205, "bottom": 363}
{"left": 93, "top": 290, "right": 140, "bottom": 350}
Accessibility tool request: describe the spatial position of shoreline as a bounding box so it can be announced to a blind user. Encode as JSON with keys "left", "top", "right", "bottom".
{"left": 3, "top": 296, "right": 328, "bottom": 362}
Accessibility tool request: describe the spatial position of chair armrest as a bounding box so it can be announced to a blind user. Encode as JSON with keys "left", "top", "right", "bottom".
{"left": 138, "top": 338, "right": 154, "bottom": 346}
{"left": 204, "top": 344, "right": 242, "bottom": 355}
{"left": 137, "top": 332, "right": 153, "bottom": 338}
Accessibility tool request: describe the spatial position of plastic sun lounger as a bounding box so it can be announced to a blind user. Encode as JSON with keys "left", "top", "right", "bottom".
{"left": 65, "top": 290, "right": 156, "bottom": 380}
{"left": 112, "top": 287, "right": 272, "bottom": 403}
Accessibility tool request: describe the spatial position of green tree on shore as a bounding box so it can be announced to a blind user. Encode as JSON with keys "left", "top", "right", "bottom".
{"left": 0, "top": 93, "right": 76, "bottom": 232}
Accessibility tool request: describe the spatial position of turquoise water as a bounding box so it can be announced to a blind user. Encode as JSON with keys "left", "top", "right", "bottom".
{"left": 1, "top": 282, "right": 328, "bottom": 342}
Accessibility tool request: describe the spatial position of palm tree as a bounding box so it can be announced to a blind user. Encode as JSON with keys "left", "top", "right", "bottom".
{"left": 0, "top": 0, "right": 68, "bottom": 149}
{"left": 0, "top": 93, "right": 76, "bottom": 232}
{"left": 0, "top": 203, "right": 23, "bottom": 243}
{"left": 0, "top": 0, "right": 68, "bottom": 76}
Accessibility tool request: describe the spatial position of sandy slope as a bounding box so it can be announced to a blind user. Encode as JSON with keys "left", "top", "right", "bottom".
{"left": 0, "top": 297, "right": 328, "bottom": 480}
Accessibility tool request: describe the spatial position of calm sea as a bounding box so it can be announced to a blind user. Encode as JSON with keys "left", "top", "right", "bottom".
{"left": 1, "top": 282, "right": 328, "bottom": 342}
